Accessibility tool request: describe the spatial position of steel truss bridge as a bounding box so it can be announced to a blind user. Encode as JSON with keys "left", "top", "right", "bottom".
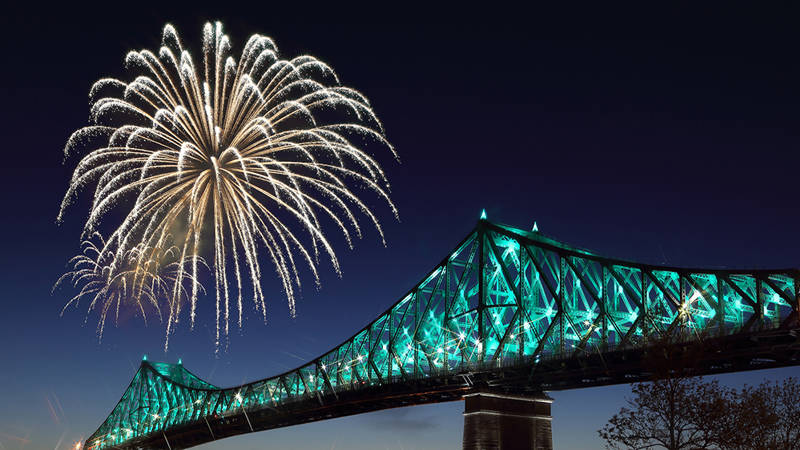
{"left": 85, "top": 219, "right": 800, "bottom": 449}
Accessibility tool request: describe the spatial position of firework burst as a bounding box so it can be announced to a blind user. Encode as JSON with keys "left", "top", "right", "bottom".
{"left": 55, "top": 234, "right": 205, "bottom": 342}
{"left": 58, "top": 22, "right": 397, "bottom": 349}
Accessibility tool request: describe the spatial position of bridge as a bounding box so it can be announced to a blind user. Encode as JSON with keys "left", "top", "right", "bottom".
{"left": 84, "top": 218, "right": 800, "bottom": 449}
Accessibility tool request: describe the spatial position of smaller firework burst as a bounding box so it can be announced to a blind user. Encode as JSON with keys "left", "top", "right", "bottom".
{"left": 55, "top": 233, "right": 205, "bottom": 345}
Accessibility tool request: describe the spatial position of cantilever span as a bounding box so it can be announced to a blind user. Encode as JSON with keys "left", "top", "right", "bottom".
{"left": 84, "top": 220, "right": 800, "bottom": 449}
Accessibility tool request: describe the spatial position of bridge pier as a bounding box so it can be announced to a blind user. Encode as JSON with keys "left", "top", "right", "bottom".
{"left": 462, "top": 391, "right": 553, "bottom": 450}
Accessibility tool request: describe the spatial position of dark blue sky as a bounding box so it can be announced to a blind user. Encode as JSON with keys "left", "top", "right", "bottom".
{"left": 2, "top": 4, "right": 800, "bottom": 449}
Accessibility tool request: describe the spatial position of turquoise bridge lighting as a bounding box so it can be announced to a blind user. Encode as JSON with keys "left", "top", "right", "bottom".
{"left": 84, "top": 220, "right": 800, "bottom": 449}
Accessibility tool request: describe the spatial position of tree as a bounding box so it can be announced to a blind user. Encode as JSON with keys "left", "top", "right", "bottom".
{"left": 598, "top": 376, "right": 722, "bottom": 450}
{"left": 599, "top": 377, "right": 800, "bottom": 450}
{"left": 721, "top": 377, "right": 800, "bottom": 450}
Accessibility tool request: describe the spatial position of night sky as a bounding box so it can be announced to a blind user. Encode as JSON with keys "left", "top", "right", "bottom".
{"left": 2, "top": 4, "right": 800, "bottom": 449}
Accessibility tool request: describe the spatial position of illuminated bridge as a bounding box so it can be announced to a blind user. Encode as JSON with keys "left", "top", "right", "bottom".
{"left": 85, "top": 219, "right": 800, "bottom": 449}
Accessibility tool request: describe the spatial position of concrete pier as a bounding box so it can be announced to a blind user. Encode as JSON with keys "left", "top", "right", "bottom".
{"left": 462, "top": 391, "right": 553, "bottom": 450}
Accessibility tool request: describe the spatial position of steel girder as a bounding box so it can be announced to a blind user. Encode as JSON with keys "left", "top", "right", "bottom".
{"left": 85, "top": 220, "right": 800, "bottom": 449}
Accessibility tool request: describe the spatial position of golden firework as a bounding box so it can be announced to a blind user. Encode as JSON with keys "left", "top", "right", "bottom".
{"left": 58, "top": 22, "right": 397, "bottom": 349}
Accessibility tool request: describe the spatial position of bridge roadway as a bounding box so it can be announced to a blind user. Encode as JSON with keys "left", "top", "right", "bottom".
{"left": 84, "top": 220, "right": 800, "bottom": 449}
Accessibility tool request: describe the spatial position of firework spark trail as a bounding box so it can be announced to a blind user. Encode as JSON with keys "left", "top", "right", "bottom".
{"left": 0, "top": 430, "right": 30, "bottom": 445}
{"left": 44, "top": 391, "right": 67, "bottom": 427}
{"left": 58, "top": 22, "right": 397, "bottom": 350}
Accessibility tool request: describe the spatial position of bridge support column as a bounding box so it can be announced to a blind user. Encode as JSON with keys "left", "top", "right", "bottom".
{"left": 462, "top": 391, "right": 552, "bottom": 450}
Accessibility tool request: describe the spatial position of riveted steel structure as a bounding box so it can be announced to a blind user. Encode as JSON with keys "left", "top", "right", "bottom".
{"left": 84, "top": 220, "right": 800, "bottom": 449}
